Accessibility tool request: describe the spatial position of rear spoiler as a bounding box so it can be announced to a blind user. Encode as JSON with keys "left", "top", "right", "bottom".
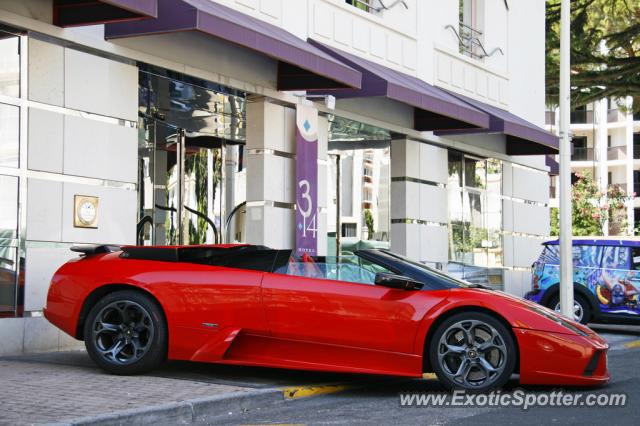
{"left": 70, "top": 244, "right": 121, "bottom": 256}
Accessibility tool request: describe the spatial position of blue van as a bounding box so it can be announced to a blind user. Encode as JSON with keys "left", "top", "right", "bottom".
{"left": 525, "top": 238, "right": 640, "bottom": 324}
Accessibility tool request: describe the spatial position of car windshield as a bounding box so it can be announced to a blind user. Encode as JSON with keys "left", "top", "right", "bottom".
{"left": 373, "top": 250, "right": 473, "bottom": 289}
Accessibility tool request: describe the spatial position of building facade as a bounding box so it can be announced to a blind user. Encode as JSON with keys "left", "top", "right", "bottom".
{"left": 0, "top": 0, "right": 555, "bottom": 355}
{"left": 547, "top": 97, "right": 640, "bottom": 234}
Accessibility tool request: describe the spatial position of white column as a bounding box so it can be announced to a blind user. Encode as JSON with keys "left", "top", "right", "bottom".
{"left": 390, "top": 138, "right": 448, "bottom": 267}
{"left": 245, "top": 97, "right": 326, "bottom": 253}
{"left": 595, "top": 98, "right": 609, "bottom": 235}
{"left": 626, "top": 96, "right": 635, "bottom": 234}
{"left": 558, "top": 0, "right": 574, "bottom": 319}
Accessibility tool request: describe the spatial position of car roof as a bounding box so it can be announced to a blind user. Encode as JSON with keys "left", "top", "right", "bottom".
{"left": 543, "top": 237, "right": 640, "bottom": 247}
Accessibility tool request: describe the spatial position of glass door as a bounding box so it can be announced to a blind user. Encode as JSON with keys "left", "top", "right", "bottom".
{"left": 137, "top": 118, "right": 225, "bottom": 245}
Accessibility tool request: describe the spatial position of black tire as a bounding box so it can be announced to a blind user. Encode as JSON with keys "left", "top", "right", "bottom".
{"left": 429, "top": 312, "right": 516, "bottom": 391}
{"left": 547, "top": 292, "right": 592, "bottom": 324}
{"left": 83, "top": 290, "right": 167, "bottom": 375}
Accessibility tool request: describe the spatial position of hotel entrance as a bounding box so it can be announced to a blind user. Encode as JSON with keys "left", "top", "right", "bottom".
{"left": 136, "top": 68, "right": 247, "bottom": 246}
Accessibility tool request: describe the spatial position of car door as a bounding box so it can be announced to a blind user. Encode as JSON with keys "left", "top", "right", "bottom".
{"left": 261, "top": 251, "right": 438, "bottom": 354}
{"left": 598, "top": 245, "right": 640, "bottom": 315}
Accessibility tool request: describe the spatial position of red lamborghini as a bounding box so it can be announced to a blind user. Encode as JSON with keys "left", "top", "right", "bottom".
{"left": 44, "top": 244, "right": 609, "bottom": 390}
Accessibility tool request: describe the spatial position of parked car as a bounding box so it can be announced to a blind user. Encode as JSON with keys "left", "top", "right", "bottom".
{"left": 525, "top": 237, "right": 640, "bottom": 325}
{"left": 45, "top": 244, "right": 609, "bottom": 390}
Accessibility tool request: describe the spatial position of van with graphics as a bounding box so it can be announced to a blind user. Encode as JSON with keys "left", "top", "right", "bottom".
{"left": 525, "top": 238, "right": 640, "bottom": 324}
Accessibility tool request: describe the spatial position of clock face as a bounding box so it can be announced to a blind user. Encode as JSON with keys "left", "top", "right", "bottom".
{"left": 78, "top": 201, "right": 96, "bottom": 224}
{"left": 74, "top": 195, "right": 99, "bottom": 228}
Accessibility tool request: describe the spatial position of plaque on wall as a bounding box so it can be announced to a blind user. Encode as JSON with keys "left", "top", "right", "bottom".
{"left": 74, "top": 195, "right": 99, "bottom": 228}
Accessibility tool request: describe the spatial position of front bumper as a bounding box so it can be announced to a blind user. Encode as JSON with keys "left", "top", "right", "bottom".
{"left": 516, "top": 328, "right": 609, "bottom": 386}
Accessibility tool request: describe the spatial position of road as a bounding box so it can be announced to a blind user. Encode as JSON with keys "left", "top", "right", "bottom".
{"left": 218, "top": 326, "right": 640, "bottom": 425}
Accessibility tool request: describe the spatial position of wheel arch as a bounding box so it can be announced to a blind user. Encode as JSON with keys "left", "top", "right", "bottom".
{"left": 422, "top": 306, "right": 520, "bottom": 375}
{"left": 75, "top": 283, "right": 166, "bottom": 340}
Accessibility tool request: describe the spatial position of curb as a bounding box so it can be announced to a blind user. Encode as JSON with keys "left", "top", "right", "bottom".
{"left": 51, "top": 388, "right": 285, "bottom": 426}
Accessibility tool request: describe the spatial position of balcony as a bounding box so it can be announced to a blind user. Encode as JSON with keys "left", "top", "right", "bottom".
{"left": 572, "top": 147, "right": 593, "bottom": 161}
{"left": 570, "top": 110, "right": 594, "bottom": 124}
{"left": 607, "top": 146, "right": 627, "bottom": 161}
{"left": 608, "top": 109, "right": 622, "bottom": 123}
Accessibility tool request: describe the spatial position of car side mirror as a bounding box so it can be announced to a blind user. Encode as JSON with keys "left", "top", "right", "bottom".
{"left": 374, "top": 272, "right": 423, "bottom": 291}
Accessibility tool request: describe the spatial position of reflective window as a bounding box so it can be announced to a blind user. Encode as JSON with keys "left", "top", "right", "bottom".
{"left": 327, "top": 120, "right": 392, "bottom": 256}
{"left": 0, "top": 30, "right": 20, "bottom": 97}
{"left": 573, "top": 245, "right": 603, "bottom": 268}
{"left": 0, "top": 174, "right": 18, "bottom": 239}
{"left": 0, "top": 175, "right": 19, "bottom": 316}
{"left": 448, "top": 153, "right": 503, "bottom": 287}
{"left": 276, "top": 254, "right": 393, "bottom": 285}
{"left": 0, "top": 103, "right": 19, "bottom": 168}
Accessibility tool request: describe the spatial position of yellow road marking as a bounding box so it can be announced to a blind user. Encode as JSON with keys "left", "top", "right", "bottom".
{"left": 422, "top": 372, "right": 437, "bottom": 379}
{"left": 281, "top": 384, "right": 351, "bottom": 400}
{"left": 623, "top": 340, "right": 640, "bottom": 349}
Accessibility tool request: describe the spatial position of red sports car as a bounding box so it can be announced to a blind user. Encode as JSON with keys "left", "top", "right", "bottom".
{"left": 44, "top": 244, "right": 609, "bottom": 390}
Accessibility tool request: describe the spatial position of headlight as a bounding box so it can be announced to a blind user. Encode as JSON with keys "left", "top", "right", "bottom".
{"left": 527, "top": 305, "right": 589, "bottom": 337}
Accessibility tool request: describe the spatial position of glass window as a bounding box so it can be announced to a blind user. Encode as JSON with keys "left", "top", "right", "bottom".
{"left": 0, "top": 175, "right": 18, "bottom": 239}
{"left": 0, "top": 103, "right": 19, "bottom": 168}
{"left": 464, "top": 156, "right": 486, "bottom": 189}
{"left": 0, "top": 175, "right": 19, "bottom": 316}
{"left": 631, "top": 248, "right": 640, "bottom": 270}
{"left": 448, "top": 151, "right": 463, "bottom": 188}
{"left": 572, "top": 245, "right": 602, "bottom": 268}
{"left": 0, "top": 246, "right": 18, "bottom": 315}
{"left": 601, "top": 246, "right": 630, "bottom": 270}
{"left": 277, "top": 255, "right": 394, "bottom": 285}
{"left": 539, "top": 244, "right": 560, "bottom": 265}
{"left": 0, "top": 31, "right": 20, "bottom": 97}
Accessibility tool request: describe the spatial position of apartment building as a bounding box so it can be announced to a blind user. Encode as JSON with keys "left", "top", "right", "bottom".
{"left": 547, "top": 97, "right": 640, "bottom": 234}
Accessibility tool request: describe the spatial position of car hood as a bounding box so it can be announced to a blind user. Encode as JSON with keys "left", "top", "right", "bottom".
{"left": 444, "top": 287, "right": 596, "bottom": 337}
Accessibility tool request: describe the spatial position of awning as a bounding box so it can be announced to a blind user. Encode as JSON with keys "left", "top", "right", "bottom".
{"left": 105, "top": 0, "right": 362, "bottom": 90}
{"left": 53, "top": 0, "right": 158, "bottom": 27}
{"left": 435, "top": 92, "right": 560, "bottom": 155}
{"left": 307, "top": 39, "right": 490, "bottom": 132}
{"left": 546, "top": 155, "right": 559, "bottom": 175}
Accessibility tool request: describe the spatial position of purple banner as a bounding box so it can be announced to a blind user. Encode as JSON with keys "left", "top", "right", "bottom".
{"left": 295, "top": 105, "right": 318, "bottom": 256}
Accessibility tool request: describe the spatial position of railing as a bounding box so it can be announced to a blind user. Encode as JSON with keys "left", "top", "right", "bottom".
{"left": 570, "top": 110, "right": 594, "bottom": 124}
{"left": 607, "top": 146, "right": 627, "bottom": 161}
{"left": 572, "top": 147, "right": 593, "bottom": 161}
{"left": 545, "top": 111, "right": 556, "bottom": 125}
{"left": 445, "top": 23, "right": 504, "bottom": 60}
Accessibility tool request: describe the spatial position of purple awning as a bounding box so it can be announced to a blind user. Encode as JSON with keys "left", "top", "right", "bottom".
{"left": 53, "top": 0, "right": 157, "bottom": 27}
{"left": 546, "top": 155, "right": 559, "bottom": 175}
{"left": 307, "top": 40, "right": 490, "bottom": 132}
{"left": 435, "top": 92, "right": 560, "bottom": 155}
{"left": 105, "top": 0, "right": 361, "bottom": 90}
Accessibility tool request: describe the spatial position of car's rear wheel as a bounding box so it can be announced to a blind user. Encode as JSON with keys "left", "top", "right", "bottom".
{"left": 548, "top": 293, "right": 591, "bottom": 324}
{"left": 83, "top": 290, "right": 167, "bottom": 375}
{"left": 429, "top": 312, "right": 516, "bottom": 391}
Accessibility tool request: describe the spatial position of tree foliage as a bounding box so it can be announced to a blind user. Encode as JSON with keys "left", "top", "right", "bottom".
{"left": 550, "top": 171, "right": 631, "bottom": 236}
{"left": 546, "top": 0, "right": 640, "bottom": 110}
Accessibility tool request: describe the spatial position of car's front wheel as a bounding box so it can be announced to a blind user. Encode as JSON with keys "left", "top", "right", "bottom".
{"left": 83, "top": 290, "right": 167, "bottom": 375}
{"left": 429, "top": 312, "right": 516, "bottom": 391}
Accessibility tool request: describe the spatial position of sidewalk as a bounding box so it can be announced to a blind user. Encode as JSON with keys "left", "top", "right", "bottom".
{"left": 0, "top": 354, "right": 269, "bottom": 425}
{"left": 0, "top": 350, "right": 376, "bottom": 425}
